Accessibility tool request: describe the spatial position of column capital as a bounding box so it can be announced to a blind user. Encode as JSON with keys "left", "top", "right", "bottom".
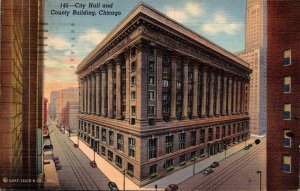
{"left": 114, "top": 55, "right": 123, "bottom": 65}
{"left": 182, "top": 58, "right": 190, "bottom": 66}
{"left": 135, "top": 39, "right": 148, "bottom": 53}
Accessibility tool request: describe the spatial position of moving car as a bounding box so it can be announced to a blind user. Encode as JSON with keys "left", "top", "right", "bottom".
{"left": 108, "top": 182, "right": 119, "bottom": 190}
{"left": 165, "top": 184, "right": 179, "bottom": 191}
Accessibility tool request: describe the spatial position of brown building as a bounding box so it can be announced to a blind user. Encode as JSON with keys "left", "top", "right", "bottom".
{"left": 76, "top": 3, "right": 252, "bottom": 186}
{"left": 267, "top": 0, "right": 300, "bottom": 190}
{"left": 0, "top": 0, "right": 44, "bottom": 189}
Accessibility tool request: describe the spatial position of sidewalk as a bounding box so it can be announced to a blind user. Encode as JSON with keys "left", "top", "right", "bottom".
{"left": 70, "top": 135, "right": 259, "bottom": 190}
{"left": 44, "top": 159, "right": 61, "bottom": 190}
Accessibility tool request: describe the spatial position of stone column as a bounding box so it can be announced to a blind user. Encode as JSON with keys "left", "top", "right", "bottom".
{"left": 232, "top": 77, "right": 237, "bottom": 115}
{"left": 87, "top": 76, "right": 91, "bottom": 114}
{"left": 156, "top": 49, "right": 163, "bottom": 121}
{"left": 240, "top": 81, "right": 245, "bottom": 114}
{"left": 170, "top": 55, "right": 177, "bottom": 119}
{"left": 115, "top": 57, "right": 122, "bottom": 119}
{"left": 79, "top": 79, "right": 84, "bottom": 113}
{"left": 136, "top": 40, "right": 148, "bottom": 126}
{"left": 95, "top": 71, "right": 101, "bottom": 115}
{"left": 222, "top": 75, "right": 227, "bottom": 116}
{"left": 101, "top": 68, "right": 107, "bottom": 117}
{"left": 201, "top": 67, "right": 207, "bottom": 117}
{"left": 209, "top": 70, "right": 215, "bottom": 117}
{"left": 216, "top": 72, "right": 221, "bottom": 116}
{"left": 227, "top": 76, "right": 232, "bottom": 115}
{"left": 237, "top": 80, "right": 241, "bottom": 114}
{"left": 84, "top": 79, "right": 88, "bottom": 113}
{"left": 125, "top": 52, "right": 130, "bottom": 121}
{"left": 192, "top": 64, "right": 199, "bottom": 118}
{"left": 107, "top": 62, "right": 114, "bottom": 118}
{"left": 91, "top": 74, "right": 96, "bottom": 114}
{"left": 182, "top": 59, "right": 189, "bottom": 118}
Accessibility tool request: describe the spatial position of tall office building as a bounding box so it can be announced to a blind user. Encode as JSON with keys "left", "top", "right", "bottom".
{"left": 76, "top": 3, "right": 251, "bottom": 186}
{"left": 267, "top": 0, "right": 300, "bottom": 190}
{"left": 237, "top": 0, "right": 267, "bottom": 135}
{"left": 0, "top": 0, "right": 44, "bottom": 189}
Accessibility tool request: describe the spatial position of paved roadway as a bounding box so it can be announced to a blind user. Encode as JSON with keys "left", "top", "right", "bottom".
{"left": 179, "top": 137, "right": 266, "bottom": 191}
{"left": 48, "top": 120, "right": 111, "bottom": 190}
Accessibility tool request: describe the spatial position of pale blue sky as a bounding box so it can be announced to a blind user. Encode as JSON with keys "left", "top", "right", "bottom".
{"left": 44, "top": 0, "right": 246, "bottom": 99}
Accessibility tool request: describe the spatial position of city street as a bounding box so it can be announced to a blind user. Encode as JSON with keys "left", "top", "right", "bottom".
{"left": 179, "top": 137, "right": 266, "bottom": 191}
{"left": 48, "top": 120, "right": 110, "bottom": 190}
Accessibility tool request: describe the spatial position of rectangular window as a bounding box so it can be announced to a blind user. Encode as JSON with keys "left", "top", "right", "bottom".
{"left": 149, "top": 46, "right": 154, "bottom": 55}
{"left": 109, "top": 131, "right": 114, "bottom": 146}
{"left": 148, "top": 106, "right": 155, "bottom": 115}
{"left": 148, "top": 118, "right": 155, "bottom": 126}
{"left": 163, "top": 66, "right": 170, "bottom": 74}
{"left": 149, "top": 91, "right": 155, "bottom": 100}
{"left": 102, "top": 129, "right": 107, "bottom": 143}
{"left": 163, "top": 106, "right": 170, "bottom": 113}
{"left": 148, "top": 138, "right": 157, "bottom": 160}
{"left": 149, "top": 60, "right": 155, "bottom": 70}
{"left": 116, "top": 155, "right": 122, "bottom": 168}
{"left": 222, "top": 126, "right": 226, "bottom": 138}
{"left": 117, "top": 134, "right": 124, "bottom": 152}
{"left": 131, "top": 61, "right": 136, "bottom": 72}
{"left": 283, "top": 49, "right": 291, "bottom": 66}
{"left": 199, "top": 148, "right": 205, "bottom": 157}
{"left": 284, "top": 104, "right": 291, "bottom": 120}
{"left": 176, "top": 81, "right": 182, "bottom": 89}
{"left": 200, "top": 129, "right": 205, "bottom": 144}
{"left": 131, "top": 76, "right": 136, "bottom": 85}
{"left": 163, "top": 92, "right": 170, "bottom": 101}
{"left": 150, "top": 164, "right": 157, "bottom": 175}
{"left": 131, "top": 106, "right": 136, "bottom": 116}
{"left": 283, "top": 76, "right": 291, "bottom": 93}
{"left": 191, "top": 151, "right": 196, "bottom": 159}
{"left": 283, "top": 129, "right": 292, "bottom": 147}
{"left": 216, "top": 127, "right": 220, "bottom": 139}
{"left": 227, "top": 125, "right": 232, "bottom": 136}
{"left": 165, "top": 159, "right": 173, "bottom": 168}
{"left": 163, "top": 80, "right": 170, "bottom": 87}
{"left": 128, "top": 137, "right": 135, "bottom": 158}
{"left": 131, "top": 91, "right": 136, "bottom": 100}
{"left": 208, "top": 128, "right": 213, "bottom": 141}
{"left": 190, "top": 131, "right": 196, "bottom": 146}
{"left": 149, "top": 76, "right": 155, "bottom": 85}
{"left": 108, "top": 150, "right": 113, "bottom": 161}
{"left": 165, "top": 135, "right": 173, "bottom": 154}
{"left": 101, "top": 146, "right": 106, "bottom": 155}
{"left": 282, "top": 155, "right": 291, "bottom": 173}
{"left": 179, "top": 154, "right": 186, "bottom": 163}
{"left": 127, "top": 163, "right": 134, "bottom": 175}
{"left": 179, "top": 133, "right": 185, "bottom": 150}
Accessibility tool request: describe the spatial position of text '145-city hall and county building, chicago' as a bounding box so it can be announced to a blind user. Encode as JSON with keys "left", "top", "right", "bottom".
{"left": 76, "top": 3, "right": 252, "bottom": 186}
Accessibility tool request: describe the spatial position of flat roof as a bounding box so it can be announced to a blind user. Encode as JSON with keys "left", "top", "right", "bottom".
{"left": 77, "top": 2, "right": 249, "bottom": 73}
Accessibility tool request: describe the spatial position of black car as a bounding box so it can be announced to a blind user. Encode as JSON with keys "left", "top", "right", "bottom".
{"left": 43, "top": 144, "right": 53, "bottom": 150}
{"left": 210, "top": 162, "right": 219, "bottom": 168}
{"left": 108, "top": 182, "right": 119, "bottom": 190}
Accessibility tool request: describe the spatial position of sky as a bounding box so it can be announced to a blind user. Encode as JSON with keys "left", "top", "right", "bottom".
{"left": 44, "top": 0, "right": 246, "bottom": 100}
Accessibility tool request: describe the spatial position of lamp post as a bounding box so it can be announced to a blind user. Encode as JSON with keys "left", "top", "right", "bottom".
{"left": 93, "top": 145, "right": 97, "bottom": 162}
{"left": 256, "top": 170, "right": 262, "bottom": 191}
{"left": 193, "top": 158, "right": 196, "bottom": 175}
{"left": 155, "top": 184, "right": 157, "bottom": 191}
{"left": 122, "top": 169, "right": 126, "bottom": 191}
{"left": 69, "top": 125, "right": 71, "bottom": 137}
{"left": 77, "top": 132, "right": 80, "bottom": 146}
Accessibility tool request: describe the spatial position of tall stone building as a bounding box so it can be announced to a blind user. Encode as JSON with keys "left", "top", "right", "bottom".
{"left": 267, "top": 0, "right": 300, "bottom": 190}
{"left": 0, "top": 0, "right": 44, "bottom": 189}
{"left": 237, "top": 0, "right": 267, "bottom": 135}
{"left": 76, "top": 3, "right": 252, "bottom": 186}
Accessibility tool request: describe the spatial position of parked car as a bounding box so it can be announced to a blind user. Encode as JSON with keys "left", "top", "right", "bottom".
{"left": 73, "top": 144, "right": 78, "bottom": 148}
{"left": 165, "top": 184, "right": 179, "bottom": 191}
{"left": 43, "top": 144, "right": 53, "bottom": 150}
{"left": 55, "top": 163, "right": 62, "bottom": 170}
{"left": 90, "top": 161, "right": 97, "bottom": 168}
{"left": 108, "top": 182, "right": 119, "bottom": 190}
{"left": 210, "top": 162, "right": 219, "bottom": 168}
{"left": 201, "top": 167, "right": 214, "bottom": 176}
{"left": 53, "top": 157, "right": 59, "bottom": 161}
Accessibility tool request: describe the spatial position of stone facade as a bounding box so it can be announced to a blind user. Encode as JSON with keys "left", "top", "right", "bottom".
{"left": 267, "top": 0, "right": 300, "bottom": 190}
{"left": 76, "top": 3, "right": 251, "bottom": 186}
{"left": 0, "top": 0, "right": 44, "bottom": 189}
{"left": 236, "top": 0, "right": 267, "bottom": 135}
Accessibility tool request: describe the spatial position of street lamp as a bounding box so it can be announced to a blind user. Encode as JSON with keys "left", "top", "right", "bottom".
{"left": 122, "top": 169, "right": 126, "bottom": 191}
{"left": 193, "top": 157, "right": 196, "bottom": 175}
{"left": 257, "top": 170, "right": 262, "bottom": 191}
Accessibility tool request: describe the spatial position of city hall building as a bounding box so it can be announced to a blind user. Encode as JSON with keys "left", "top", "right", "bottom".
{"left": 76, "top": 3, "right": 251, "bottom": 186}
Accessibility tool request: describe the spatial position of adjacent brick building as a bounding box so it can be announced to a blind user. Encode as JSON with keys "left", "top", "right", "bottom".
{"left": 267, "top": 0, "right": 300, "bottom": 190}
{"left": 0, "top": 0, "right": 44, "bottom": 189}
{"left": 76, "top": 3, "right": 252, "bottom": 186}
